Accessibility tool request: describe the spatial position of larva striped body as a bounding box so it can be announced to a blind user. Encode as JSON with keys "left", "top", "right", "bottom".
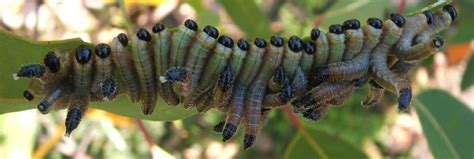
{"left": 243, "top": 36, "right": 284, "bottom": 149}
{"left": 151, "top": 23, "right": 179, "bottom": 105}
{"left": 15, "top": 4, "right": 457, "bottom": 150}
{"left": 131, "top": 28, "right": 158, "bottom": 115}
{"left": 111, "top": 34, "right": 141, "bottom": 103}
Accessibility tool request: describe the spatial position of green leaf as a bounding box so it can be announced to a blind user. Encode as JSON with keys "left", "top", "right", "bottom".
{"left": 0, "top": 29, "right": 196, "bottom": 121}
{"left": 284, "top": 127, "right": 368, "bottom": 159}
{"left": 414, "top": 89, "right": 474, "bottom": 159}
{"left": 461, "top": 55, "right": 474, "bottom": 91}
{"left": 217, "top": 0, "right": 272, "bottom": 39}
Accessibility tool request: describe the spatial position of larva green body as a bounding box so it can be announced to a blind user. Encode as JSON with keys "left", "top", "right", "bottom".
{"left": 326, "top": 25, "right": 345, "bottom": 64}
{"left": 151, "top": 23, "right": 179, "bottom": 105}
{"left": 414, "top": 9, "right": 453, "bottom": 44}
{"left": 282, "top": 36, "right": 303, "bottom": 80}
{"left": 130, "top": 28, "right": 157, "bottom": 115}
{"left": 300, "top": 41, "right": 315, "bottom": 75}
{"left": 312, "top": 30, "right": 329, "bottom": 67}
{"left": 394, "top": 14, "right": 429, "bottom": 55}
{"left": 110, "top": 34, "right": 141, "bottom": 103}
{"left": 169, "top": 20, "right": 198, "bottom": 68}
{"left": 342, "top": 19, "right": 364, "bottom": 61}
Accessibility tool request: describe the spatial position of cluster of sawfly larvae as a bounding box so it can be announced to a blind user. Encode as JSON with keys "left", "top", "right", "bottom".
{"left": 14, "top": 5, "right": 456, "bottom": 150}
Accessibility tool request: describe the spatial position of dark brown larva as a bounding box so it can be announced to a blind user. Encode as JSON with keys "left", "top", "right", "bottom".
{"left": 15, "top": 5, "right": 457, "bottom": 150}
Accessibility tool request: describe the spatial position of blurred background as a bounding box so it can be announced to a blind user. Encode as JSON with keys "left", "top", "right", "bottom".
{"left": 0, "top": 0, "right": 473, "bottom": 159}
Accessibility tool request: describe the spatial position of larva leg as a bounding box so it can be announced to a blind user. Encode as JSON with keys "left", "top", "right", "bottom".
{"left": 314, "top": 18, "right": 383, "bottom": 82}
{"left": 362, "top": 80, "right": 385, "bottom": 107}
{"left": 222, "top": 38, "right": 266, "bottom": 142}
{"left": 151, "top": 23, "right": 179, "bottom": 105}
{"left": 65, "top": 94, "right": 88, "bottom": 136}
{"left": 182, "top": 25, "right": 219, "bottom": 105}
{"left": 342, "top": 19, "right": 364, "bottom": 61}
{"left": 23, "top": 90, "right": 34, "bottom": 101}
{"left": 169, "top": 19, "right": 198, "bottom": 68}
{"left": 110, "top": 33, "right": 141, "bottom": 103}
{"left": 243, "top": 36, "right": 284, "bottom": 149}
{"left": 370, "top": 14, "right": 413, "bottom": 111}
{"left": 187, "top": 35, "right": 233, "bottom": 108}
{"left": 130, "top": 28, "right": 157, "bottom": 115}
{"left": 326, "top": 24, "right": 345, "bottom": 64}
{"left": 91, "top": 44, "right": 113, "bottom": 99}
{"left": 302, "top": 103, "right": 329, "bottom": 122}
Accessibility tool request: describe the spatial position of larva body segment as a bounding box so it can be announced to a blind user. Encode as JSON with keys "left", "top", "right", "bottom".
{"left": 326, "top": 24, "right": 345, "bottom": 64}
{"left": 394, "top": 14, "right": 429, "bottom": 56}
{"left": 299, "top": 41, "right": 315, "bottom": 75}
{"left": 302, "top": 103, "right": 329, "bottom": 122}
{"left": 73, "top": 45, "right": 94, "bottom": 95}
{"left": 342, "top": 19, "right": 364, "bottom": 61}
{"left": 152, "top": 23, "right": 179, "bottom": 105}
{"left": 414, "top": 6, "right": 454, "bottom": 44}
{"left": 186, "top": 35, "right": 232, "bottom": 108}
{"left": 130, "top": 28, "right": 157, "bottom": 115}
{"left": 396, "top": 35, "right": 444, "bottom": 61}
{"left": 314, "top": 19, "right": 383, "bottom": 82}
{"left": 43, "top": 50, "right": 73, "bottom": 88}
{"left": 110, "top": 34, "right": 141, "bottom": 103}
{"left": 311, "top": 29, "right": 329, "bottom": 67}
{"left": 169, "top": 19, "right": 198, "bottom": 68}
{"left": 91, "top": 44, "right": 113, "bottom": 100}
{"left": 291, "top": 81, "right": 353, "bottom": 109}
{"left": 182, "top": 26, "right": 219, "bottom": 103}
{"left": 282, "top": 36, "right": 303, "bottom": 80}
{"left": 223, "top": 38, "right": 266, "bottom": 142}
{"left": 243, "top": 36, "right": 284, "bottom": 149}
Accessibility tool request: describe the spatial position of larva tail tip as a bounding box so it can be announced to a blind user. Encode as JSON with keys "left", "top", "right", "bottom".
{"left": 64, "top": 132, "right": 71, "bottom": 137}
{"left": 159, "top": 76, "right": 168, "bottom": 83}
{"left": 222, "top": 123, "right": 237, "bottom": 142}
{"left": 12, "top": 74, "right": 19, "bottom": 80}
{"left": 397, "top": 88, "right": 412, "bottom": 112}
{"left": 243, "top": 134, "right": 256, "bottom": 150}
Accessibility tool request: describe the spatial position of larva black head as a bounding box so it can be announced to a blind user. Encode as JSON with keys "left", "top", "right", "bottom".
{"left": 288, "top": 36, "right": 303, "bottom": 52}
{"left": 254, "top": 37, "right": 267, "bottom": 48}
{"left": 37, "top": 102, "right": 50, "bottom": 114}
{"left": 398, "top": 88, "right": 412, "bottom": 112}
{"left": 136, "top": 28, "right": 152, "bottom": 42}
{"left": 203, "top": 25, "right": 219, "bottom": 39}
{"left": 95, "top": 43, "right": 111, "bottom": 58}
{"left": 443, "top": 5, "right": 457, "bottom": 21}
{"left": 152, "top": 23, "right": 165, "bottom": 33}
{"left": 184, "top": 19, "right": 198, "bottom": 31}
{"left": 23, "top": 90, "right": 34, "bottom": 101}
{"left": 222, "top": 123, "right": 237, "bottom": 142}
{"left": 390, "top": 13, "right": 405, "bottom": 28}
{"left": 65, "top": 107, "right": 83, "bottom": 137}
{"left": 44, "top": 51, "right": 60, "bottom": 73}
{"left": 342, "top": 19, "right": 361, "bottom": 30}
{"left": 433, "top": 36, "right": 444, "bottom": 48}
{"left": 310, "top": 28, "right": 321, "bottom": 41}
{"left": 218, "top": 35, "right": 234, "bottom": 48}
{"left": 117, "top": 33, "right": 128, "bottom": 46}
{"left": 243, "top": 134, "right": 256, "bottom": 150}
{"left": 303, "top": 41, "right": 316, "bottom": 55}
{"left": 423, "top": 10, "right": 434, "bottom": 25}
{"left": 329, "top": 24, "right": 343, "bottom": 34}
{"left": 75, "top": 45, "right": 92, "bottom": 64}
{"left": 270, "top": 36, "right": 284, "bottom": 47}
{"left": 237, "top": 39, "right": 250, "bottom": 51}
{"left": 367, "top": 17, "right": 383, "bottom": 29}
